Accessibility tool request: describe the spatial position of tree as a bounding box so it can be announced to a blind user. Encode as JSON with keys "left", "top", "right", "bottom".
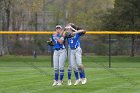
{"left": 102, "top": 0, "right": 140, "bottom": 56}
{"left": 0, "top": 0, "right": 12, "bottom": 55}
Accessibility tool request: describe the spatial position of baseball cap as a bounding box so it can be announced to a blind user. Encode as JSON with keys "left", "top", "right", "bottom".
{"left": 56, "top": 25, "right": 62, "bottom": 29}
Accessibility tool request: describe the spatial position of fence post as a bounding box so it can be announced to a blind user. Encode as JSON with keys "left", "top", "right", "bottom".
{"left": 51, "top": 46, "right": 53, "bottom": 67}
{"left": 109, "top": 34, "right": 111, "bottom": 68}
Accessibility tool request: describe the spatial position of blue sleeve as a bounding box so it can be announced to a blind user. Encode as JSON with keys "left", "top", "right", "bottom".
{"left": 78, "top": 33, "right": 83, "bottom": 36}
{"left": 78, "top": 32, "right": 85, "bottom": 36}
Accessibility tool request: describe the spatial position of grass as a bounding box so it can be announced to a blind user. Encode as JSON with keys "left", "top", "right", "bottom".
{"left": 0, "top": 55, "right": 140, "bottom": 93}
{"left": 0, "top": 55, "right": 140, "bottom": 68}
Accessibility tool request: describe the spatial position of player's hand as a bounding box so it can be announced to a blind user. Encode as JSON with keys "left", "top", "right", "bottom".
{"left": 71, "top": 32, "right": 75, "bottom": 35}
{"left": 48, "top": 37, "right": 52, "bottom": 42}
{"left": 53, "top": 32, "right": 58, "bottom": 39}
{"left": 64, "top": 31, "right": 74, "bottom": 38}
{"left": 53, "top": 32, "right": 57, "bottom": 37}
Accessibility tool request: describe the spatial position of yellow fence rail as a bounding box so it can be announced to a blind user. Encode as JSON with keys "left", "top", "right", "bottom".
{"left": 0, "top": 31, "right": 140, "bottom": 35}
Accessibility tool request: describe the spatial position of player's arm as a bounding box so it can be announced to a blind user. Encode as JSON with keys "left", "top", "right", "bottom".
{"left": 70, "top": 25, "right": 86, "bottom": 35}
{"left": 53, "top": 32, "right": 64, "bottom": 44}
{"left": 55, "top": 37, "right": 64, "bottom": 44}
{"left": 60, "top": 30, "right": 65, "bottom": 36}
{"left": 72, "top": 29, "right": 86, "bottom": 35}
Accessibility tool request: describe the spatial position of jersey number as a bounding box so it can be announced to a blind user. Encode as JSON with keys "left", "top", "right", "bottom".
{"left": 71, "top": 40, "right": 73, "bottom": 43}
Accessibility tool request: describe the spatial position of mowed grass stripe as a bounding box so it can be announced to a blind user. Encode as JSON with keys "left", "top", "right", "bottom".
{"left": 0, "top": 77, "right": 53, "bottom": 93}
{"left": 93, "top": 73, "right": 140, "bottom": 83}
{"left": 0, "top": 80, "right": 50, "bottom": 93}
{"left": 1, "top": 68, "right": 139, "bottom": 83}
{"left": 92, "top": 82, "right": 134, "bottom": 93}
{"left": 1, "top": 56, "right": 140, "bottom": 68}
{"left": 0, "top": 68, "right": 53, "bottom": 83}
{"left": 0, "top": 75, "right": 48, "bottom": 88}
{"left": 0, "top": 68, "right": 53, "bottom": 75}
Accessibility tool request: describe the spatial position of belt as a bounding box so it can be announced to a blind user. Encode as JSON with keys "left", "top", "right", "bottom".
{"left": 71, "top": 47, "right": 79, "bottom": 50}
{"left": 71, "top": 48, "right": 77, "bottom": 50}
{"left": 54, "top": 48, "right": 64, "bottom": 51}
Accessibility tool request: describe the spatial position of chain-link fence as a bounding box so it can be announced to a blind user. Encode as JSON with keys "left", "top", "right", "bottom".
{"left": 0, "top": 34, "right": 140, "bottom": 68}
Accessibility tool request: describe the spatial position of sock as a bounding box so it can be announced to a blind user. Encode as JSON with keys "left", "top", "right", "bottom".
{"left": 60, "top": 69, "right": 64, "bottom": 81}
{"left": 68, "top": 69, "right": 72, "bottom": 80}
{"left": 78, "top": 68, "right": 83, "bottom": 79}
{"left": 74, "top": 70, "right": 79, "bottom": 80}
{"left": 54, "top": 70, "right": 59, "bottom": 81}
{"left": 82, "top": 70, "right": 86, "bottom": 78}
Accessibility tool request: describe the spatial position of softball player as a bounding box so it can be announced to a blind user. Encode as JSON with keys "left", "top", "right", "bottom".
{"left": 52, "top": 25, "right": 67, "bottom": 86}
{"left": 66, "top": 24, "right": 87, "bottom": 85}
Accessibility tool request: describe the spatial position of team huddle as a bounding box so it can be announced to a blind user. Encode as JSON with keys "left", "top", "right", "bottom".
{"left": 47, "top": 23, "right": 87, "bottom": 86}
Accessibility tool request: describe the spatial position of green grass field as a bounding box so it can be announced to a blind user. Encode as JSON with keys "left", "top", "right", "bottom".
{"left": 0, "top": 56, "right": 140, "bottom": 93}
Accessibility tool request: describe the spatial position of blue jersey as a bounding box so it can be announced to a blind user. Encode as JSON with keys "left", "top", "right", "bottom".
{"left": 52, "top": 34, "right": 65, "bottom": 49}
{"left": 68, "top": 33, "right": 82, "bottom": 49}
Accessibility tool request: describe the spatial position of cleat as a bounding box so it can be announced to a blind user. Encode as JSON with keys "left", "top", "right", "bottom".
{"left": 74, "top": 79, "right": 80, "bottom": 85}
{"left": 57, "top": 80, "right": 62, "bottom": 86}
{"left": 81, "top": 78, "right": 87, "bottom": 84}
{"left": 52, "top": 80, "right": 58, "bottom": 86}
{"left": 68, "top": 80, "right": 72, "bottom": 86}
{"left": 79, "top": 78, "right": 82, "bottom": 83}
{"left": 61, "top": 80, "right": 64, "bottom": 84}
